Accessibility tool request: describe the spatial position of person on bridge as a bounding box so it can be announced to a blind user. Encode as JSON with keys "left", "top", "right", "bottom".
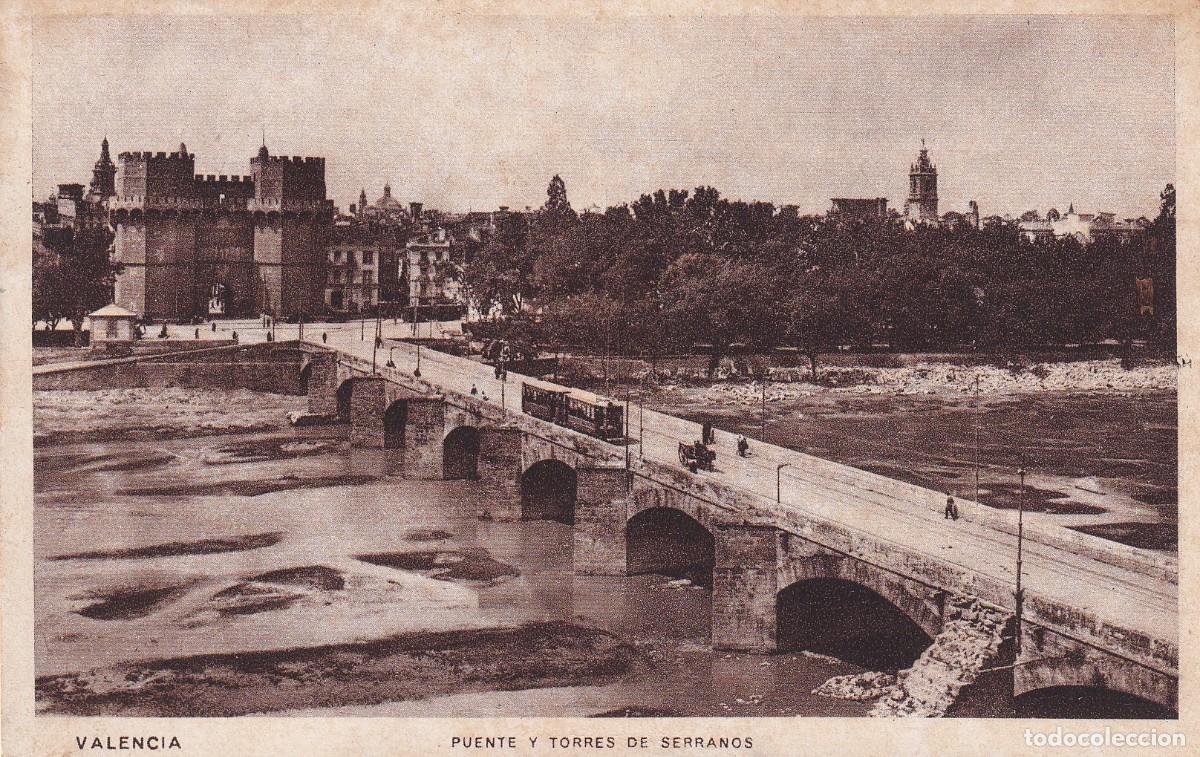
{"left": 945, "top": 494, "right": 959, "bottom": 520}
{"left": 737, "top": 436, "right": 750, "bottom": 457}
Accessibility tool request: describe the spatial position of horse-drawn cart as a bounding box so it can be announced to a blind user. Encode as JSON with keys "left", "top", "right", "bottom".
{"left": 679, "top": 441, "right": 717, "bottom": 473}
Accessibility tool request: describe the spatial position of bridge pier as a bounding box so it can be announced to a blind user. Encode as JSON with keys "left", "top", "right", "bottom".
{"left": 304, "top": 352, "right": 340, "bottom": 415}
{"left": 402, "top": 397, "right": 445, "bottom": 479}
{"left": 349, "top": 376, "right": 387, "bottom": 448}
{"left": 573, "top": 467, "right": 631, "bottom": 575}
{"left": 713, "top": 525, "right": 781, "bottom": 653}
{"left": 477, "top": 427, "right": 523, "bottom": 520}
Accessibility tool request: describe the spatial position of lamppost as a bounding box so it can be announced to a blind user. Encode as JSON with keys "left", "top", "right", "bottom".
{"left": 974, "top": 374, "right": 981, "bottom": 504}
{"left": 1015, "top": 459, "right": 1027, "bottom": 655}
{"left": 777, "top": 462, "right": 791, "bottom": 503}
{"left": 638, "top": 392, "right": 645, "bottom": 459}
{"left": 298, "top": 312, "right": 304, "bottom": 342}
{"left": 413, "top": 344, "right": 422, "bottom": 378}
{"left": 372, "top": 334, "right": 378, "bottom": 374}
{"left": 760, "top": 382, "right": 767, "bottom": 439}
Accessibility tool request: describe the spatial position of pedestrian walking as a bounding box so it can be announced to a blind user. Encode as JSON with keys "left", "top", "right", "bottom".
{"left": 322, "top": 332, "right": 328, "bottom": 344}
{"left": 211, "top": 321, "right": 217, "bottom": 332}
{"left": 737, "top": 436, "right": 750, "bottom": 457}
{"left": 194, "top": 328, "right": 200, "bottom": 340}
{"left": 470, "top": 384, "right": 478, "bottom": 396}
{"left": 944, "top": 494, "right": 959, "bottom": 520}
{"left": 702, "top": 421, "right": 714, "bottom": 445}
{"left": 232, "top": 331, "right": 238, "bottom": 343}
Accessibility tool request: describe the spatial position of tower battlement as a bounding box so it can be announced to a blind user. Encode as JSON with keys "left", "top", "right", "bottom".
{"left": 195, "top": 174, "right": 253, "bottom": 184}
{"left": 110, "top": 140, "right": 331, "bottom": 319}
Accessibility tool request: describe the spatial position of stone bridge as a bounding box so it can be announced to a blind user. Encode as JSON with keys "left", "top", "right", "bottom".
{"left": 299, "top": 343, "right": 1179, "bottom": 715}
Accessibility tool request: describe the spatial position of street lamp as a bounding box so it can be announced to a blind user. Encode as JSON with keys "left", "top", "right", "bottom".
{"left": 760, "top": 382, "right": 767, "bottom": 439}
{"left": 413, "top": 344, "right": 422, "bottom": 378}
{"left": 1015, "top": 459, "right": 1027, "bottom": 655}
{"left": 777, "top": 463, "right": 791, "bottom": 503}
{"left": 974, "top": 374, "right": 981, "bottom": 504}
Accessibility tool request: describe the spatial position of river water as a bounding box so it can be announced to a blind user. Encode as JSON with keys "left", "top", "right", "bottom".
{"left": 34, "top": 426, "right": 881, "bottom": 718}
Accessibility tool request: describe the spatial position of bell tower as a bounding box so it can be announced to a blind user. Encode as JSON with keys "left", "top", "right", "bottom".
{"left": 90, "top": 136, "right": 116, "bottom": 200}
{"left": 904, "top": 139, "right": 939, "bottom": 224}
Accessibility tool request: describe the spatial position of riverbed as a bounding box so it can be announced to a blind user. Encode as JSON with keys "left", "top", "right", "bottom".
{"left": 646, "top": 388, "right": 1177, "bottom": 552}
{"left": 33, "top": 406, "right": 874, "bottom": 717}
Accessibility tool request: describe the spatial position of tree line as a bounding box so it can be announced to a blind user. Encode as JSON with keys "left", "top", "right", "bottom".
{"left": 458, "top": 177, "right": 1176, "bottom": 375}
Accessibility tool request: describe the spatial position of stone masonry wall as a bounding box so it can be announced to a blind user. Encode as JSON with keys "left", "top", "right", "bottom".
{"left": 477, "top": 427, "right": 523, "bottom": 520}
{"left": 403, "top": 397, "right": 445, "bottom": 480}
{"left": 349, "top": 376, "right": 386, "bottom": 448}
{"left": 306, "top": 353, "right": 339, "bottom": 414}
{"left": 573, "top": 467, "right": 631, "bottom": 575}
{"left": 712, "top": 525, "right": 781, "bottom": 652}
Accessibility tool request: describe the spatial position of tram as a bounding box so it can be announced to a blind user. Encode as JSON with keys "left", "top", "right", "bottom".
{"left": 521, "top": 383, "right": 625, "bottom": 442}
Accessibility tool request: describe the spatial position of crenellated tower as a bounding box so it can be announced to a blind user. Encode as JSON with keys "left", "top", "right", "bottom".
{"left": 108, "top": 142, "right": 332, "bottom": 319}
{"left": 904, "top": 140, "right": 939, "bottom": 224}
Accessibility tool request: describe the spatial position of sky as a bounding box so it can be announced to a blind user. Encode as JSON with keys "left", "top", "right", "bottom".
{"left": 32, "top": 14, "right": 1175, "bottom": 218}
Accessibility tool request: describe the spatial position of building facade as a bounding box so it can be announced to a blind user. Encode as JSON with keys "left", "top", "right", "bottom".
{"left": 406, "top": 229, "right": 458, "bottom": 305}
{"left": 324, "top": 224, "right": 405, "bottom": 313}
{"left": 1019, "top": 204, "right": 1144, "bottom": 244}
{"left": 904, "top": 141, "right": 939, "bottom": 224}
{"left": 108, "top": 143, "right": 334, "bottom": 319}
{"left": 829, "top": 197, "right": 889, "bottom": 221}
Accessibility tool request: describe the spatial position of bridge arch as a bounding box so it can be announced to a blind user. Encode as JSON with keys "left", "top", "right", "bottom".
{"left": 443, "top": 426, "right": 481, "bottom": 480}
{"left": 384, "top": 400, "right": 407, "bottom": 449}
{"left": 626, "top": 507, "right": 715, "bottom": 587}
{"left": 521, "top": 459, "right": 577, "bottom": 523}
{"left": 1013, "top": 685, "right": 1176, "bottom": 719}
{"left": 775, "top": 577, "right": 934, "bottom": 670}
{"left": 335, "top": 379, "right": 354, "bottom": 423}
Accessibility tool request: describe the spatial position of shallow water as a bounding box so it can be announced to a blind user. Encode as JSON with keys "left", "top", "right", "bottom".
{"left": 34, "top": 427, "right": 879, "bottom": 717}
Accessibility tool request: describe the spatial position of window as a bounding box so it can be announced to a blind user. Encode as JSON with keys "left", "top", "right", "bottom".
{"left": 363, "top": 250, "right": 374, "bottom": 265}
{"left": 333, "top": 250, "right": 342, "bottom": 263}
{"left": 363, "top": 272, "right": 374, "bottom": 289}
{"left": 105, "top": 320, "right": 118, "bottom": 338}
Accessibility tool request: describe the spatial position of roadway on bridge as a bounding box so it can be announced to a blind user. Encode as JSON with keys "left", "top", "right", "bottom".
{"left": 291, "top": 325, "right": 1176, "bottom": 656}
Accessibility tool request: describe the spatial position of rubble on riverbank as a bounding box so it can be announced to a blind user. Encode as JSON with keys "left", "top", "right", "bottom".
{"left": 811, "top": 596, "right": 1012, "bottom": 718}
{"left": 655, "top": 359, "right": 1175, "bottom": 407}
{"left": 812, "top": 671, "right": 897, "bottom": 701}
{"left": 34, "top": 388, "right": 306, "bottom": 445}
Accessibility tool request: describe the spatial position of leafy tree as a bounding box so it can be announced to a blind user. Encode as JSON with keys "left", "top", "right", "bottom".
{"left": 34, "top": 224, "right": 120, "bottom": 344}
{"left": 658, "top": 254, "right": 780, "bottom": 376}
{"left": 540, "top": 174, "right": 578, "bottom": 230}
